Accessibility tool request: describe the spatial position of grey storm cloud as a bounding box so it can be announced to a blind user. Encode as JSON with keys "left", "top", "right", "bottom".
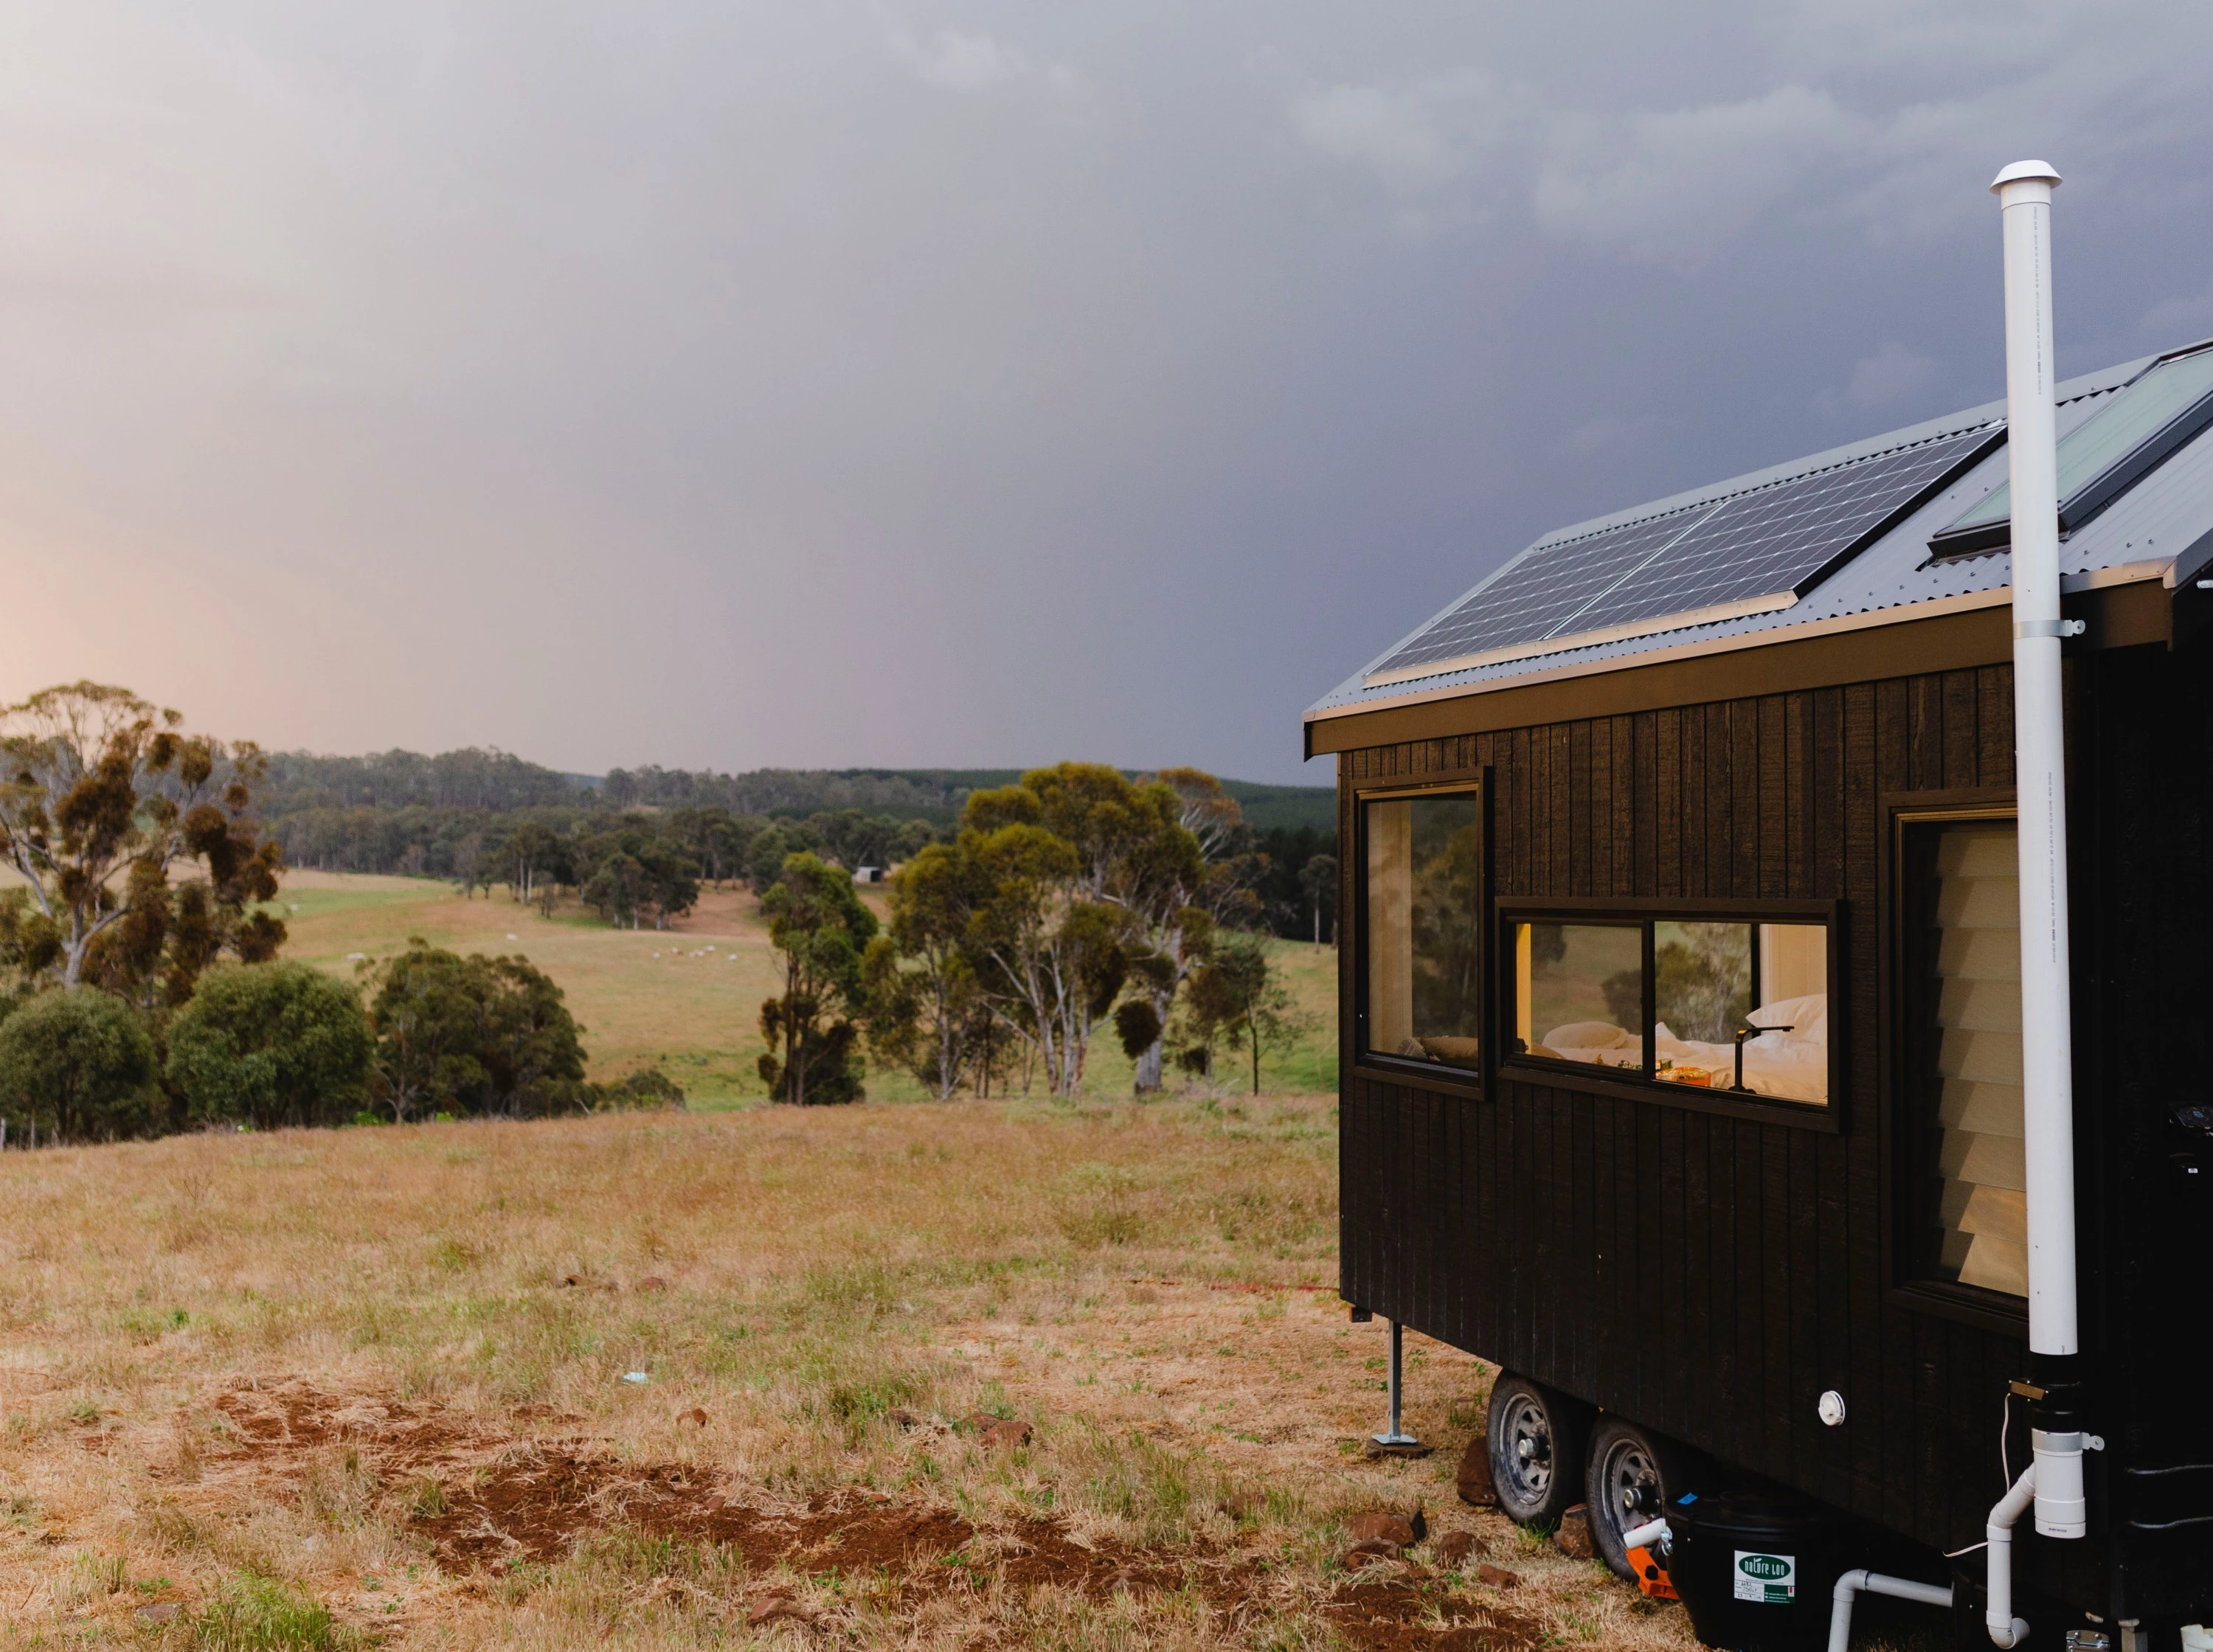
{"left": 1, "top": 1, "right": 2209, "bottom": 780}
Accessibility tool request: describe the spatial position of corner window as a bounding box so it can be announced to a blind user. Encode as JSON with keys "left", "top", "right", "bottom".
{"left": 1506, "top": 907, "right": 1832, "bottom": 1108}
{"left": 1360, "top": 786, "right": 1483, "bottom": 1075}
{"left": 1899, "top": 813, "right": 2026, "bottom": 1300}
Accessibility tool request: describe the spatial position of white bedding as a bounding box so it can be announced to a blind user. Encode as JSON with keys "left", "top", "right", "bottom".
{"left": 1534, "top": 993, "right": 1829, "bottom": 1105}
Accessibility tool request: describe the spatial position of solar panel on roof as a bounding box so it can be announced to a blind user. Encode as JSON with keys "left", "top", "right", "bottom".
{"left": 1570, "top": 427, "right": 1996, "bottom": 633}
{"left": 1365, "top": 423, "right": 2000, "bottom": 687}
{"left": 1366, "top": 504, "right": 1718, "bottom": 676}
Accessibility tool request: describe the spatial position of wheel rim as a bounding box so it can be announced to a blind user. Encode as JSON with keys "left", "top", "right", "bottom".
{"left": 1497, "top": 1392, "right": 1556, "bottom": 1508}
{"left": 1596, "top": 1434, "right": 1663, "bottom": 1547}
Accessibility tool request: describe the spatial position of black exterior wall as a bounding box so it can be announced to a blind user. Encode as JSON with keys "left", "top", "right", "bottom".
{"left": 1334, "top": 640, "right": 2213, "bottom": 1622}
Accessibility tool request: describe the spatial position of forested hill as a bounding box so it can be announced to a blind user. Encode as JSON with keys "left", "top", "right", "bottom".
{"left": 258, "top": 753, "right": 1334, "bottom": 833}
{"left": 260, "top": 749, "right": 583, "bottom": 812}
{"left": 595, "top": 766, "right": 1333, "bottom": 832}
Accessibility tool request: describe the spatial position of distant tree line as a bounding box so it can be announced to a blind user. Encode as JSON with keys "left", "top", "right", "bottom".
{"left": 258, "top": 748, "right": 586, "bottom": 812}
{"left": 257, "top": 750, "right": 1336, "bottom": 942}
{"left": 270, "top": 797, "right": 1335, "bottom": 943}
{"left": 597, "top": 764, "right": 1338, "bottom": 834}
{"left": 0, "top": 685, "right": 678, "bottom": 1146}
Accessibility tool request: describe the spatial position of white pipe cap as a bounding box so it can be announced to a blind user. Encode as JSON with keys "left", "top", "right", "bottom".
{"left": 1991, "top": 159, "right": 2063, "bottom": 192}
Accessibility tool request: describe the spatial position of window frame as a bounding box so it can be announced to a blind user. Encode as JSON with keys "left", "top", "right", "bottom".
{"left": 1495, "top": 894, "right": 1845, "bottom": 1133}
{"left": 1348, "top": 773, "right": 1489, "bottom": 1100}
{"left": 1880, "top": 790, "right": 2030, "bottom": 1335}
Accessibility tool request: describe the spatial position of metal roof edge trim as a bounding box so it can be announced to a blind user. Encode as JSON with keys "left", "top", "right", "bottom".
{"left": 1306, "top": 560, "right": 2176, "bottom": 726}
{"left": 1309, "top": 589, "right": 2012, "bottom": 723}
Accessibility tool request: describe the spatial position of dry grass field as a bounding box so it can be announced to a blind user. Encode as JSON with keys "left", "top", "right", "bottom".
{"left": 0, "top": 1097, "right": 1710, "bottom": 1651}
{"left": 263, "top": 873, "right": 1342, "bottom": 1107}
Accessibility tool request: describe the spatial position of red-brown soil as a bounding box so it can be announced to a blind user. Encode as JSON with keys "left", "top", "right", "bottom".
{"left": 209, "top": 1383, "right": 1539, "bottom": 1649}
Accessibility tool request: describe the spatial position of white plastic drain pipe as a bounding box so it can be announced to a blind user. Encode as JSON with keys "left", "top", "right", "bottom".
{"left": 1986, "top": 1465, "right": 2037, "bottom": 1647}
{"left": 1829, "top": 1569, "right": 1955, "bottom": 1652}
{"left": 1992, "top": 158, "right": 2088, "bottom": 1554}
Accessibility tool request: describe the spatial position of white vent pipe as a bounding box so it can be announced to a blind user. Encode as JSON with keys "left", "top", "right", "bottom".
{"left": 1991, "top": 159, "right": 2087, "bottom": 1551}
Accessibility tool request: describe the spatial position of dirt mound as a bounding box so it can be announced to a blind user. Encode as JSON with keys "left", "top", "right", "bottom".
{"left": 206, "top": 1383, "right": 1537, "bottom": 1648}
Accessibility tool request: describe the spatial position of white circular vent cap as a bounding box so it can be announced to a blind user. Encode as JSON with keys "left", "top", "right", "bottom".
{"left": 1818, "top": 1390, "right": 1847, "bottom": 1427}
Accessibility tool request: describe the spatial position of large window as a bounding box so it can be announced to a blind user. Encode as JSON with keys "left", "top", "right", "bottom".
{"left": 1360, "top": 787, "right": 1483, "bottom": 1075}
{"left": 1506, "top": 906, "right": 1832, "bottom": 1108}
{"left": 1899, "top": 813, "right": 2026, "bottom": 1301}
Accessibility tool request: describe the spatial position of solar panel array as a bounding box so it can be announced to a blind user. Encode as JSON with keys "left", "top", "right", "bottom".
{"left": 1368, "top": 423, "right": 2000, "bottom": 683}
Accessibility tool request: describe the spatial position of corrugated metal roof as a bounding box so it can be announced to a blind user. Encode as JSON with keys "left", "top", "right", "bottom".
{"left": 1307, "top": 343, "right": 2213, "bottom": 725}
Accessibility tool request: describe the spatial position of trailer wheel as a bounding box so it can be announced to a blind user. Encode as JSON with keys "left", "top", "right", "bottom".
{"left": 1486, "top": 1373, "right": 1587, "bottom": 1529}
{"left": 1583, "top": 1416, "right": 1694, "bottom": 1581}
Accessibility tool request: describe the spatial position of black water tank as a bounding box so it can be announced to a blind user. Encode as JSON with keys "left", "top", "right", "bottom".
{"left": 1666, "top": 1488, "right": 1841, "bottom": 1652}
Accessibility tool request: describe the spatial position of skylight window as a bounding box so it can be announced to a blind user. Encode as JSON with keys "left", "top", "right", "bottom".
{"left": 1930, "top": 344, "right": 2213, "bottom": 558}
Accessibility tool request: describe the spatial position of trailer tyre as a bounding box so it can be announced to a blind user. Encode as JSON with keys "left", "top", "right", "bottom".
{"left": 1583, "top": 1417, "right": 1697, "bottom": 1581}
{"left": 1486, "top": 1373, "right": 1588, "bottom": 1530}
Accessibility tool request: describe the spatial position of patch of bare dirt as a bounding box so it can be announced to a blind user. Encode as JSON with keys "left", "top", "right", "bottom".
{"left": 203, "top": 1383, "right": 1541, "bottom": 1648}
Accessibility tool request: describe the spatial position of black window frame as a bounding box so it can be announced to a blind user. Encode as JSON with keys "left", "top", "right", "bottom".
{"left": 1348, "top": 773, "right": 1489, "bottom": 1100}
{"left": 1880, "top": 791, "right": 2030, "bottom": 1334}
{"left": 1495, "top": 895, "right": 1844, "bottom": 1133}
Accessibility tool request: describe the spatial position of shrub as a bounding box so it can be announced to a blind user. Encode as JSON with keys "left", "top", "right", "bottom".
{"left": 591, "top": 1066, "right": 685, "bottom": 1111}
{"left": 0, "top": 989, "right": 162, "bottom": 1142}
{"left": 365, "top": 940, "right": 587, "bottom": 1121}
{"left": 165, "top": 962, "right": 374, "bottom": 1131}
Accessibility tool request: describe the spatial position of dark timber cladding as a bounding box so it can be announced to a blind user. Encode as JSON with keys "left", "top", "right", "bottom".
{"left": 1336, "top": 664, "right": 2023, "bottom": 1557}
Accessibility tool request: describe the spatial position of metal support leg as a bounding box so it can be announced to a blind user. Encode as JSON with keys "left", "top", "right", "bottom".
{"left": 1372, "top": 1319, "right": 1420, "bottom": 1448}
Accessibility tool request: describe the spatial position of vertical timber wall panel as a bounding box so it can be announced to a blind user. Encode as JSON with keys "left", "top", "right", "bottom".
{"left": 1338, "top": 665, "right": 2028, "bottom": 1557}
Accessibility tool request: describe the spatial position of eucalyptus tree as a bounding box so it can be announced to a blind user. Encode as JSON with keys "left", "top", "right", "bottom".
{"left": 954, "top": 819, "right": 1126, "bottom": 1097}
{"left": 757, "top": 853, "right": 876, "bottom": 1104}
{"left": 0, "top": 682, "right": 283, "bottom": 1004}
{"left": 861, "top": 841, "right": 990, "bottom": 1100}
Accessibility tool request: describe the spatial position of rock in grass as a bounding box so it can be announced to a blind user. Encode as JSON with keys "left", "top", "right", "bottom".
{"left": 1475, "top": 1562, "right": 1522, "bottom": 1589}
{"left": 1554, "top": 1503, "right": 1595, "bottom": 1559}
{"left": 1434, "top": 1530, "right": 1486, "bottom": 1568}
{"left": 677, "top": 1407, "right": 707, "bottom": 1427}
{"left": 1456, "top": 1434, "right": 1497, "bottom": 1506}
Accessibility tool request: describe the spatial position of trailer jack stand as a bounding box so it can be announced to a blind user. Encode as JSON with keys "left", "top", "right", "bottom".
{"left": 1368, "top": 1320, "right": 1430, "bottom": 1459}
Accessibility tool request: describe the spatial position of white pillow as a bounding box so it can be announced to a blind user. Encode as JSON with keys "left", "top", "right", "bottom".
{"left": 1750, "top": 992, "right": 1826, "bottom": 1044}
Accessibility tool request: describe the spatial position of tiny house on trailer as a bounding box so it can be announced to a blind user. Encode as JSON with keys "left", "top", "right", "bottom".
{"left": 1309, "top": 178, "right": 2213, "bottom": 1649}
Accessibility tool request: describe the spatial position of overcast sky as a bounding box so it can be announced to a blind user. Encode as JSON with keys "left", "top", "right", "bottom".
{"left": 4, "top": 3, "right": 2209, "bottom": 783}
